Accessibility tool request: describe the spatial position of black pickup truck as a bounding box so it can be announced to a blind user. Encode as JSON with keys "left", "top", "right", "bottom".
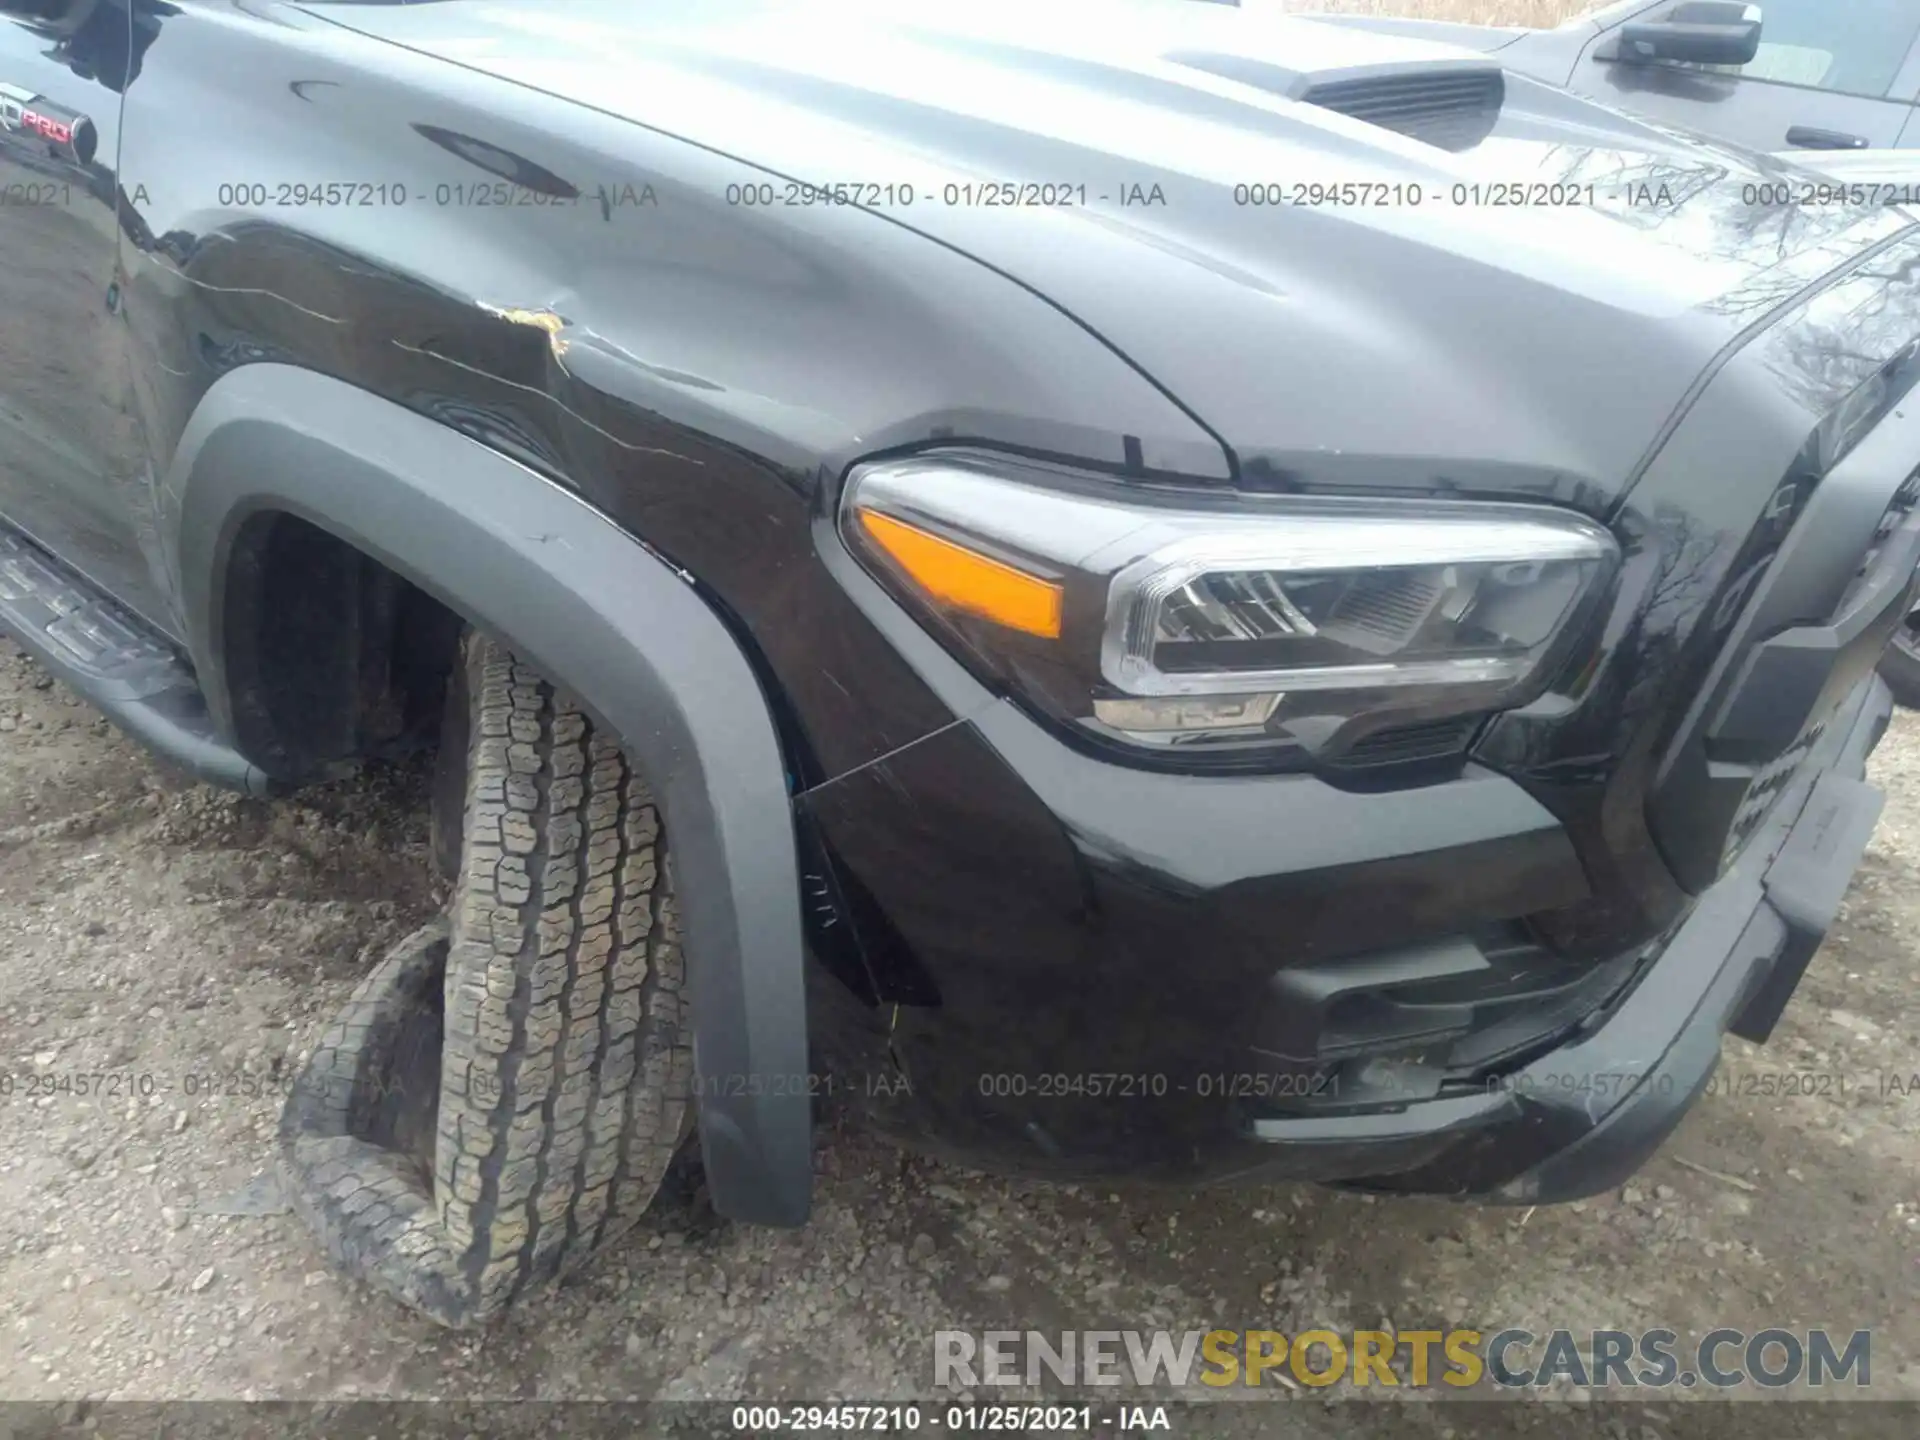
{"left": 3, "top": 0, "right": 1917, "bottom": 1327}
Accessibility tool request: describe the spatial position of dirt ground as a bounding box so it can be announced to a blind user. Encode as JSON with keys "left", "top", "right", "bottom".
{"left": 1, "top": 628, "right": 1917, "bottom": 1435}
{"left": 0, "top": 0, "right": 1911, "bottom": 1426}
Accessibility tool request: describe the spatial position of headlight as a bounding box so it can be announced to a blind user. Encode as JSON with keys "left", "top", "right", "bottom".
{"left": 841, "top": 452, "right": 1617, "bottom": 764}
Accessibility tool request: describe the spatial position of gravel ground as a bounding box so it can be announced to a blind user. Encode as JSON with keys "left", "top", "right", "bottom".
{"left": 1, "top": 634, "right": 1917, "bottom": 1436}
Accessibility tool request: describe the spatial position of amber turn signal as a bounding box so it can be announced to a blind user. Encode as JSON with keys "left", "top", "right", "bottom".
{"left": 855, "top": 509, "right": 1063, "bottom": 639}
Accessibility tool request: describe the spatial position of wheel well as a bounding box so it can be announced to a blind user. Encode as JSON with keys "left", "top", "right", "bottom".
{"left": 219, "top": 511, "right": 464, "bottom": 780}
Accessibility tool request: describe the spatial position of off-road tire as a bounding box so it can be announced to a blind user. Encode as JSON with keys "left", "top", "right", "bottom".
{"left": 279, "top": 630, "right": 695, "bottom": 1326}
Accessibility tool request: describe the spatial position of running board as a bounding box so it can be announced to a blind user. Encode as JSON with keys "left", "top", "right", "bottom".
{"left": 0, "top": 523, "right": 272, "bottom": 795}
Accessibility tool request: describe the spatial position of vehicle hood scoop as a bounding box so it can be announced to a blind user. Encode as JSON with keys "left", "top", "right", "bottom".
{"left": 1299, "top": 67, "right": 1503, "bottom": 153}
{"left": 1168, "top": 52, "right": 1505, "bottom": 152}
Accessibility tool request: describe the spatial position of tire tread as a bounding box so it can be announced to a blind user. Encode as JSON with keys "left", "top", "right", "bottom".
{"left": 279, "top": 631, "right": 690, "bottom": 1326}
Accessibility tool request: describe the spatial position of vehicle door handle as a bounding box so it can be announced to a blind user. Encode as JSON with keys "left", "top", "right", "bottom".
{"left": 1786, "top": 126, "right": 1869, "bottom": 150}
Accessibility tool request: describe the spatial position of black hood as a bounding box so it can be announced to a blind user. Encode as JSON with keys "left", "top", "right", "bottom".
{"left": 318, "top": 0, "right": 1916, "bottom": 505}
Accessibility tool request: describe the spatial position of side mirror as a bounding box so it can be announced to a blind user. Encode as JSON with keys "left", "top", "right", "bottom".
{"left": 1618, "top": 2, "right": 1762, "bottom": 67}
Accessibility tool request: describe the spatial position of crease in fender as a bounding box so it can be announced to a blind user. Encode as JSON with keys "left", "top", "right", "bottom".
{"left": 164, "top": 273, "right": 348, "bottom": 326}
{"left": 295, "top": 0, "right": 1238, "bottom": 484}
{"left": 794, "top": 716, "right": 974, "bottom": 798}
{"left": 388, "top": 339, "right": 700, "bottom": 463}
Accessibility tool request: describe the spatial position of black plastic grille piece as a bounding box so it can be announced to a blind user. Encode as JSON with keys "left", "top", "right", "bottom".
{"left": 1336, "top": 714, "right": 1481, "bottom": 768}
{"left": 1302, "top": 70, "right": 1504, "bottom": 153}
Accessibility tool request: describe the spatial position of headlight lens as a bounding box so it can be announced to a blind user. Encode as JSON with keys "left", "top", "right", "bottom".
{"left": 842, "top": 453, "right": 1617, "bottom": 762}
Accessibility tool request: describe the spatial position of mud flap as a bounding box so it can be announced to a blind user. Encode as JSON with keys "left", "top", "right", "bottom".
{"left": 1733, "top": 770, "right": 1886, "bottom": 1044}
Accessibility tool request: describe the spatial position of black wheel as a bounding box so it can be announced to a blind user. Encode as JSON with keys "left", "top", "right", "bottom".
{"left": 1879, "top": 615, "right": 1920, "bottom": 710}
{"left": 280, "top": 629, "right": 695, "bottom": 1326}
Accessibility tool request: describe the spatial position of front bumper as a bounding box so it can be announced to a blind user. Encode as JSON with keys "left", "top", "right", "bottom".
{"left": 1322, "top": 670, "right": 1892, "bottom": 1202}
{"left": 796, "top": 226, "right": 1920, "bottom": 1195}
{"left": 800, "top": 422, "right": 1911, "bottom": 1197}
{"left": 802, "top": 658, "right": 1892, "bottom": 1201}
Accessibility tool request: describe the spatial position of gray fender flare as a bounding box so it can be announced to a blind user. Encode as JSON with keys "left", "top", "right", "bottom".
{"left": 162, "top": 364, "right": 811, "bottom": 1227}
